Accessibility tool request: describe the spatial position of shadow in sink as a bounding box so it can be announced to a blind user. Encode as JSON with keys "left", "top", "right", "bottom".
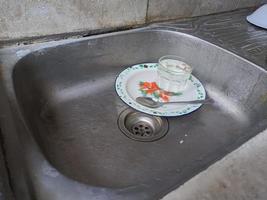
{"left": 13, "top": 29, "right": 267, "bottom": 198}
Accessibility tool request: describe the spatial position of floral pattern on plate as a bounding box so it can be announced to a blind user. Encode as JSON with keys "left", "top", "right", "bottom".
{"left": 139, "top": 81, "right": 182, "bottom": 102}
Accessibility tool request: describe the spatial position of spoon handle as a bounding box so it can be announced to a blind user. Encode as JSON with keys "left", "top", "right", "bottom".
{"left": 163, "top": 98, "right": 213, "bottom": 105}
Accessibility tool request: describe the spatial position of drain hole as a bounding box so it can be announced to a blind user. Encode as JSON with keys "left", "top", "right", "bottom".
{"left": 118, "top": 108, "right": 169, "bottom": 142}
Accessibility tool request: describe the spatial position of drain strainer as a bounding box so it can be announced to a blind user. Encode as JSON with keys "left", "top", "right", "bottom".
{"left": 118, "top": 108, "right": 169, "bottom": 142}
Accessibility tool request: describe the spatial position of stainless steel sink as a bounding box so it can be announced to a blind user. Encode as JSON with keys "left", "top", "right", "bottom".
{"left": 1, "top": 9, "right": 267, "bottom": 200}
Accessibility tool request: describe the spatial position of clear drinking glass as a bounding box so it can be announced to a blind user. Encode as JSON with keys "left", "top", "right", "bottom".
{"left": 157, "top": 55, "right": 193, "bottom": 93}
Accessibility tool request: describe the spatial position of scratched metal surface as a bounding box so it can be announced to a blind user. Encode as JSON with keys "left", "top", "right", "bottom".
{"left": 153, "top": 9, "right": 267, "bottom": 68}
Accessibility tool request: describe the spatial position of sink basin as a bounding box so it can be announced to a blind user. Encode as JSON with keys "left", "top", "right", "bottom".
{"left": 9, "top": 29, "right": 267, "bottom": 199}
{"left": 1, "top": 10, "right": 267, "bottom": 199}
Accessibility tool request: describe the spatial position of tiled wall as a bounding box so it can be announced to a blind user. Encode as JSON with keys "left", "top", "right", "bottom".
{"left": 0, "top": 0, "right": 266, "bottom": 41}
{"left": 0, "top": 0, "right": 147, "bottom": 41}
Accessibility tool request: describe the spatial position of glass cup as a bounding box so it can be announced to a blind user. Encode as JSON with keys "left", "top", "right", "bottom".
{"left": 157, "top": 55, "right": 193, "bottom": 93}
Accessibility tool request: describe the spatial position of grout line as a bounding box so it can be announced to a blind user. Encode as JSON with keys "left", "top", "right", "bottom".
{"left": 145, "top": 0, "right": 150, "bottom": 23}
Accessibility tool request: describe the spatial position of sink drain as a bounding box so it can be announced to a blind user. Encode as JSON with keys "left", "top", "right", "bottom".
{"left": 118, "top": 108, "right": 168, "bottom": 142}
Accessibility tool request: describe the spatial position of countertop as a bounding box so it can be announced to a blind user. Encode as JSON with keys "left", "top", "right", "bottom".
{"left": 154, "top": 8, "right": 267, "bottom": 68}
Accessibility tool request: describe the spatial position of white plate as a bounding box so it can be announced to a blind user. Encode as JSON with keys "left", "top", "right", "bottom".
{"left": 115, "top": 63, "right": 206, "bottom": 117}
{"left": 247, "top": 4, "right": 267, "bottom": 29}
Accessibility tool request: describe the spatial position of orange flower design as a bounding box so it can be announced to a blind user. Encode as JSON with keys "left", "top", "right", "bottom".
{"left": 139, "top": 81, "right": 182, "bottom": 102}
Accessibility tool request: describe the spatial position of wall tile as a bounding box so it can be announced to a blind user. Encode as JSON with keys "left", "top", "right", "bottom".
{"left": 0, "top": 0, "right": 266, "bottom": 41}
{"left": 0, "top": 0, "right": 147, "bottom": 40}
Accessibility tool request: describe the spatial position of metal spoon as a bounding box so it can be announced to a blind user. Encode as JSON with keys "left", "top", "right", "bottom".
{"left": 136, "top": 96, "right": 213, "bottom": 108}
